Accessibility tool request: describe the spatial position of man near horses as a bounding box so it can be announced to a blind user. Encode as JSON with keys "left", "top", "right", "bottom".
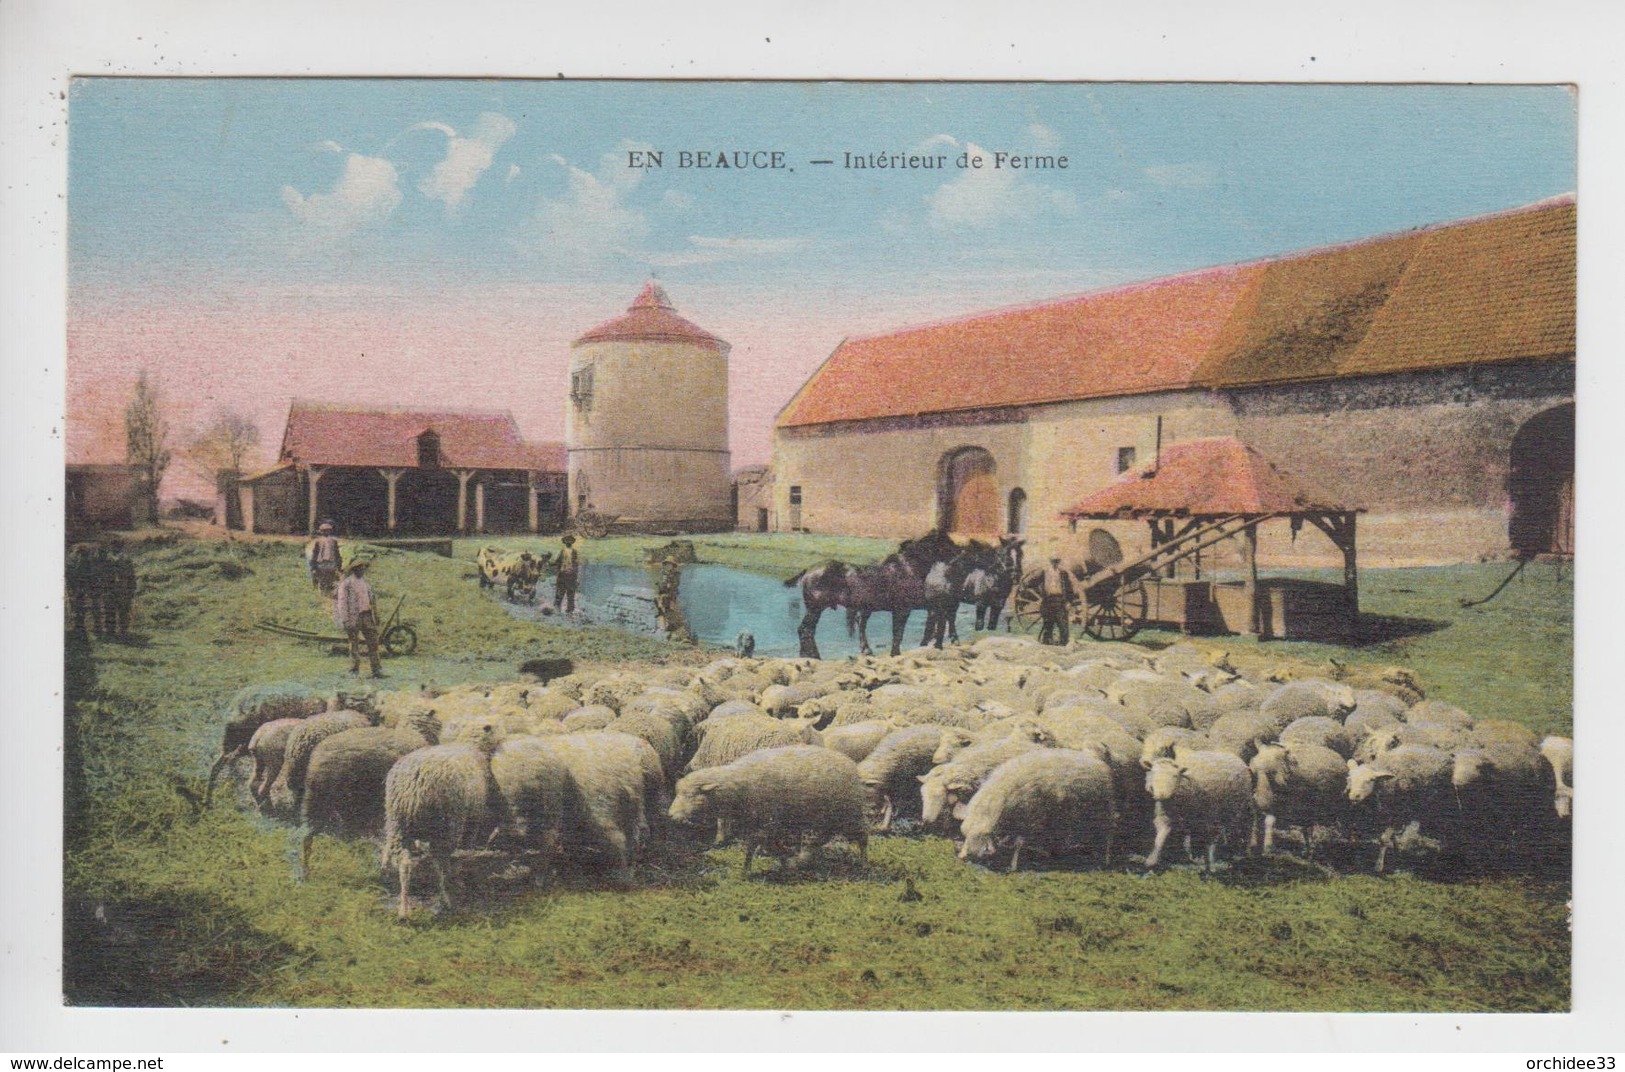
{"left": 1033, "top": 554, "right": 1076, "bottom": 646}
{"left": 307, "top": 520, "right": 342, "bottom": 594}
{"left": 333, "top": 557, "right": 383, "bottom": 678}
{"left": 555, "top": 534, "right": 581, "bottom": 614}
{"left": 655, "top": 557, "right": 696, "bottom": 645}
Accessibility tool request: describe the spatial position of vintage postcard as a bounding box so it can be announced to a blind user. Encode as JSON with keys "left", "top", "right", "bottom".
{"left": 53, "top": 74, "right": 1579, "bottom": 1023}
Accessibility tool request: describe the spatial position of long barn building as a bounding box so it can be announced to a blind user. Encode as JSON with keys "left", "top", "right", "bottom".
{"left": 771, "top": 197, "right": 1575, "bottom": 568}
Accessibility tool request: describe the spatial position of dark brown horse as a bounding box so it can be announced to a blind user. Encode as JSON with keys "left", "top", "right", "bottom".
{"left": 783, "top": 530, "right": 961, "bottom": 658}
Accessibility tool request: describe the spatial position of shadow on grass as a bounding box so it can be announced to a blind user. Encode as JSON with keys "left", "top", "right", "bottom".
{"left": 1348, "top": 613, "right": 1453, "bottom": 647}
{"left": 64, "top": 889, "right": 302, "bottom": 1007}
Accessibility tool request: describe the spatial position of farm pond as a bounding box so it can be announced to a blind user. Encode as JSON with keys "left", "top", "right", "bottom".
{"left": 495, "top": 561, "right": 989, "bottom": 657}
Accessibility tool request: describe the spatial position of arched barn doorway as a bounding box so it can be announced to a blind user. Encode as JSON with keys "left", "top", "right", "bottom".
{"left": 1007, "top": 488, "right": 1028, "bottom": 535}
{"left": 1508, "top": 403, "right": 1575, "bottom": 556}
{"left": 937, "top": 447, "right": 1000, "bottom": 537}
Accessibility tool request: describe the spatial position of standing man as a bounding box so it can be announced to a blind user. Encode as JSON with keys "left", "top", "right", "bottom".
{"left": 333, "top": 557, "right": 383, "bottom": 678}
{"left": 654, "top": 557, "right": 696, "bottom": 645}
{"left": 103, "top": 537, "right": 136, "bottom": 641}
{"left": 1030, "top": 553, "right": 1076, "bottom": 646}
{"left": 554, "top": 534, "right": 581, "bottom": 614}
{"left": 307, "top": 520, "right": 342, "bottom": 595}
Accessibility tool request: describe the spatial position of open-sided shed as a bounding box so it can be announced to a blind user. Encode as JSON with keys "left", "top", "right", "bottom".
{"left": 1058, "top": 436, "right": 1362, "bottom": 639}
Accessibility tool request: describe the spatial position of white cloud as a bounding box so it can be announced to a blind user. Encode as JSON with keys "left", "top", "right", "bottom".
{"left": 662, "top": 189, "right": 694, "bottom": 210}
{"left": 640, "top": 234, "right": 811, "bottom": 268}
{"left": 1144, "top": 162, "right": 1218, "bottom": 188}
{"left": 415, "top": 112, "right": 518, "bottom": 210}
{"left": 281, "top": 153, "right": 403, "bottom": 234}
{"left": 912, "top": 133, "right": 961, "bottom": 155}
{"left": 927, "top": 142, "right": 1078, "bottom": 229}
{"left": 311, "top": 139, "right": 345, "bottom": 154}
{"left": 532, "top": 152, "right": 649, "bottom": 267}
{"left": 506, "top": 164, "right": 522, "bottom": 184}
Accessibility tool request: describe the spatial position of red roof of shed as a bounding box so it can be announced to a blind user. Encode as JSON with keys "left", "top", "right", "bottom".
{"left": 1059, "top": 437, "right": 1351, "bottom": 519}
{"left": 279, "top": 402, "right": 565, "bottom": 472}
{"left": 778, "top": 197, "right": 1574, "bottom": 428}
{"left": 573, "top": 281, "right": 726, "bottom": 350}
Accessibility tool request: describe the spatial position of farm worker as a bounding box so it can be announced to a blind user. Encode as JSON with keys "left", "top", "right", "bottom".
{"left": 307, "top": 520, "right": 342, "bottom": 595}
{"left": 1033, "top": 554, "right": 1076, "bottom": 647}
{"left": 333, "top": 557, "right": 383, "bottom": 678}
{"left": 65, "top": 543, "right": 104, "bottom": 637}
{"left": 102, "top": 537, "right": 136, "bottom": 641}
{"left": 554, "top": 534, "right": 581, "bottom": 614}
{"left": 655, "top": 557, "right": 695, "bottom": 645}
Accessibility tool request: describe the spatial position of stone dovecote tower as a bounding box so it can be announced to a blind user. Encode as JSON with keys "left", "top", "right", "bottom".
{"left": 566, "top": 282, "right": 732, "bottom": 530}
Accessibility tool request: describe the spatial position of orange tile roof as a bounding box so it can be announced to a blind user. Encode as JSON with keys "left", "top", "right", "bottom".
{"left": 574, "top": 281, "right": 726, "bottom": 350}
{"left": 279, "top": 402, "right": 564, "bottom": 472}
{"left": 778, "top": 198, "right": 1575, "bottom": 428}
{"left": 1059, "top": 437, "right": 1350, "bottom": 518}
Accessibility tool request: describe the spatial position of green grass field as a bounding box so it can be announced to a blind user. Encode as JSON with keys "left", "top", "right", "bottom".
{"left": 62, "top": 529, "right": 1572, "bottom": 1010}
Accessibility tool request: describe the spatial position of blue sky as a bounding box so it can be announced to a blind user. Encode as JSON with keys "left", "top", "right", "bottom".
{"left": 70, "top": 80, "right": 1576, "bottom": 297}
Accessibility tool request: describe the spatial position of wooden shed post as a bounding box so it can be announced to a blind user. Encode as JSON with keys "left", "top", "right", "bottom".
{"left": 1241, "top": 522, "right": 1259, "bottom": 637}
{"left": 474, "top": 480, "right": 486, "bottom": 533}
{"left": 527, "top": 473, "right": 540, "bottom": 533}
{"left": 454, "top": 469, "right": 475, "bottom": 533}
{"left": 379, "top": 468, "right": 406, "bottom": 532}
{"left": 305, "top": 466, "right": 326, "bottom": 535}
{"left": 1342, "top": 511, "right": 1360, "bottom": 620}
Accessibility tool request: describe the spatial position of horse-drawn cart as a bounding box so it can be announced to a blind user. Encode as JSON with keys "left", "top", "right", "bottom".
{"left": 1014, "top": 438, "right": 1363, "bottom": 642}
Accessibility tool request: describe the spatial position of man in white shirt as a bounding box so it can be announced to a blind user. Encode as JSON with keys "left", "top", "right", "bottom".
{"left": 333, "top": 557, "right": 382, "bottom": 678}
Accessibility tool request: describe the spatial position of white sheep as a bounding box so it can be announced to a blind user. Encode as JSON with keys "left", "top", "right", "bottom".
{"left": 1247, "top": 742, "right": 1348, "bottom": 857}
{"left": 918, "top": 735, "right": 1047, "bottom": 830}
{"left": 958, "top": 749, "right": 1117, "bottom": 872}
{"left": 823, "top": 720, "right": 897, "bottom": 765}
{"left": 275, "top": 708, "right": 376, "bottom": 816}
{"left": 857, "top": 724, "right": 946, "bottom": 831}
{"left": 1344, "top": 744, "right": 1455, "bottom": 872}
{"left": 1143, "top": 751, "right": 1254, "bottom": 870}
{"left": 205, "top": 683, "right": 332, "bottom": 806}
{"left": 669, "top": 745, "right": 870, "bottom": 875}
{"left": 381, "top": 720, "right": 503, "bottom": 919}
{"left": 1258, "top": 680, "right": 1357, "bottom": 733}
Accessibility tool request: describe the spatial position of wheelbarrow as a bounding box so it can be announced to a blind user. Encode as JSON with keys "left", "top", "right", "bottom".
{"left": 254, "top": 594, "right": 419, "bottom": 657}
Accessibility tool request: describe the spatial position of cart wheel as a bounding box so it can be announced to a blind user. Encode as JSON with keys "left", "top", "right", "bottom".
{"left": 382, "top": 624, "right": 418, "bottom": 657}
{"left": 1009, "top": 580, "right": 1042, "bottom": 633}
{"left": 1084, "top": 580, "right": 1148, "bottom": 642}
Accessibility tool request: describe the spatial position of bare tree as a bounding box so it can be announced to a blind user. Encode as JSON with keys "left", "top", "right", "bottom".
{"left": 125, "top": 371, "right": 171, "bottom": 522}
{"left": 189, "top": 410, "right": 261, "bottom": 474}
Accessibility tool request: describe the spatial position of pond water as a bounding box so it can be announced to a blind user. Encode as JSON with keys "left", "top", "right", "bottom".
{"left": 499, "top": 562, "right": 987, "bottom": 658}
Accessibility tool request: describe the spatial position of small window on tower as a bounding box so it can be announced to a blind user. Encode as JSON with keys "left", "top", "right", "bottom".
{"left": 1117, "top": 446, "right": 1137, "bottom": 474}
{"left": 570, "top": 366, "right": 595, "bottom": 410}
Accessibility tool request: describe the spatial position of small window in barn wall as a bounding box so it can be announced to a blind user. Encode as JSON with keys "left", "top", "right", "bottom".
{"left": 788, "top": 485, "right": 803, "bottom": 531}
{"left": 570, "top": 366, "right": 594, "bottom": 410}
{"left": 1117, "top": 446, "right": 1137, "bottom": 474}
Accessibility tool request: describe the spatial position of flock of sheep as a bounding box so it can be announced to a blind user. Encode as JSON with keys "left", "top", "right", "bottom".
{"left": 206, "top": 635, "right": 1573, "bottom": 919}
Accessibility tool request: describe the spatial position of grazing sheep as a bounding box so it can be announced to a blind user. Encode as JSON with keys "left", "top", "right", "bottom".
{"left": 857, "top": 725, "right": 945, "bottom": 831}
{"left": 1278, "top": 716, "right": 1355, "bottom": 759}
{"left": 919, "top": 736, "right": 1046, "bottom": 829}
{"left": 1351, "top": 689, "right": 1409, "bottom": 719}
{"left": 958, "top": 749, "right": 1117, "bottom": 872}
{"left": 1258, "top": 680, "right": 1357, "bottom": 733}
{"left": 1343, "top": 703, "right": 1403, "bottom": 744}
{"left": 489, "top": 736, "right": 571, "bottom": 881}
{"left": 1204, "top": 711, "right": 1275, "bottom": 763}
{"left": 562, "top": 705, "right": 618, "bottom": 732}
{"left": 381, "top": 721, "right": 503, "bottom": 919}
{"left": 686, "top": 712, "right": 821, "bottom": 773}
{"left": 931, "top": 727, "right": 976, "bottom": 766}
{"left": 535, "top": 732, "right": 665, "bottom": 883}
{"left": 668, "top": 745, "right": 870, "bottom": 875}
{"left": 1451, "top": 743, "right": 1550, "bottom": 850}
{"left": 1207, "top": 680, "right": 1267, "bottom": 721}
{"left": 205, "top": 683, "right": 332, "bottom": 805}
{"left": 275, "top": 708, "right": 377, "bottom": 815}
{"left": 244, "top": 718, "right": 307, "bottom": 810}
{"left": 1344, "top": 744, "right": 1455, "bottom": 872}
{"left": 1405, "top": 699, "right": 1474, "bottom": 732}
{"left": 1248, "top": 742, "right": 1348, "bottom": 856}
{"left": 607, "top": 709, "right": 689, "bottom": 788}
{"left": 823, "top": 720, "right": 897, "bottom": 765}
{"left": 1143, "top": 751, "right": 1254, "bottom": 870}
{"left": 1540, "top": 735, "right": 1573, "bottom": 819}
{"left": 294, "top": 710, "right": 441, "bottom": 880}
{"left": 1353, "top": 720, "right": 1473, "bottom": 762}
{"left": 708, "top": 699, "right": 766, "bottom": 721}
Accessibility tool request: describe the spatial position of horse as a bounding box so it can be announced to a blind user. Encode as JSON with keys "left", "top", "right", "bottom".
{"left": 920, "top": 535, "right": 1024, "bottom": 647}
{"left": 783, "top": 529, "right": 961, "bottom": 659}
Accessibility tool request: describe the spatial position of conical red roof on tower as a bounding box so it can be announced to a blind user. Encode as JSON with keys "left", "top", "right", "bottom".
{"left": 573, "top": 281, "right": 726, "bottom": 349}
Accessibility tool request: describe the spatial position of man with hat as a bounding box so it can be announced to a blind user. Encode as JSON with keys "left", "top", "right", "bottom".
{"left": 333, "top": 557, "right": 383, "bottom": 678}
{"left": 1028, "top": 552, "right": 1077, "bottom": 647}
{"left": 654, "top": 556, "right": 695, "bottom": 645}
{"left": 554, "top": 534, "right": 581, "bottom": 614}
{"left": 307, "top": 520, "right": 342, "bottom": 595}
